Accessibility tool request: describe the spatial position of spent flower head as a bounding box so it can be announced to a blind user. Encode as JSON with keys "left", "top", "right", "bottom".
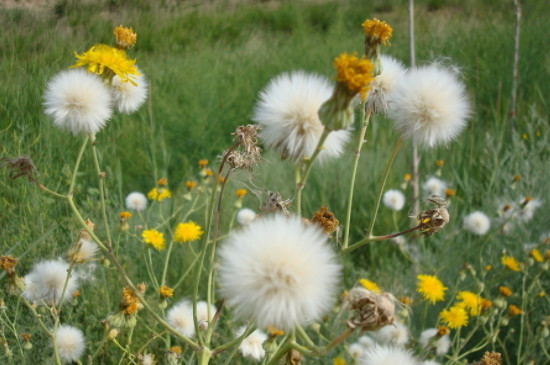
{"left": 114, "top": 25, "right": 137, "bottom": 49}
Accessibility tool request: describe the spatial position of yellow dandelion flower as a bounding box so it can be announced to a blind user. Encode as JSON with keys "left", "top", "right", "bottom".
{"left": 334, "top": 53, "right": 374, "bottom": 100}
{"left": 445, "top": 188, "right": 456, "bottom": 198}
{"left": 508, "top": 304, "right": 522, "bottom": 316}
{"left": 440, "top": 306, "right": 468, "bottom": 329}
{"left": 174, "top": 222, "right": 204, "bottom": 243}
{"left": 119, "top": 211, "right": 132, "bottom": 219}
{"left": 266, "top": 326, "right": 284, "bottom": 337}
{"left": 171, "top": 346, "right": 182, "bottom": 354}
{"left": 198, "top": 159, "right": 209, "bottom": 168}
{"left": 480, "top": 299, "right": 493, "bottom": 310}
{"left": 437, "top": 325, "right": 450, "bottom": 336}
{"left": 417, "top": 274, "right": 448, "bottom": 304}
{"left": 124, "top": 302, "right": 140, "bottom": 315}
{"left": 114, "top": 25, "right": 137, "bottom": 49}
{"left": 361, "top": 18, "right": 393, "bottom": 45}
{"left": 159, "top": 285, "right": 174, "bottom": 299}
{"left": 499, "top": 286, "right": 512, "bottom": 297}
{"left": 484, "top": 265, "right": 493, "bottom": 271}
{"left": 333, "top": 357, "right": 347, "bottom": 365}
{"left": 404, "top": 173, "right": 412, "bottom": 181}
{"left": 157, "top": 177, "right": 168, "bottom": 186}
{"left": 399, "top": 296, "right": 413, "bottom": 306}
{"left": 147, "top": 187, "right": 172, "bottom": 202}
{"left": 235, "top": 189, "right": 247, "bottom": 198}
{"left": 72, "top": 44, "right": 140, "bottom": 85}
{"left": 186, "top": 181, "right": 197, "bottom": 190}
{"left": 501, "top": 255, "right": 521, "bottom": 271}
{"left": 537, "top": 291, "right": 545, "bottom": 298}
{"left": 204, "top": 168, "right": 214, "bottom": 177}
{"left": 530, "top": 248, "right": 544, "bottom": 263}
{"left": 456, "top": 291, "right": 482, "bottom": 316}
{"left": 359, "top": 279, "right": 381, "bottom": 294}
{"left": 142, "top": 229, "right": 165, "bottom": 250}
{"left": 512, "top": 174, "right": 521, "bottom": 182}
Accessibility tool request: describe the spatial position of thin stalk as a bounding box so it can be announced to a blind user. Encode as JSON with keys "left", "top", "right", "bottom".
{"left": 69, "top": 136, "right": 89, "bottom": 194}
{"left": 161, "top": 240, "right": 175, "bottom": 286}
{"left": 367, "top": 137, "right": 404, "bottom": 237}
{"left": 90, "top": 135, "right": 113, "bottom": 247}
{"left": 295, "top": 128, "right": 330, "bottom": 216}
{"left": 342, "top": 108, "right": 372, "bottom": 249}
{"left": 213, "top": 324, "right": 256, "bottom": 356}
{"left": 173, "top": 253, "right": 200, "bottom": 290}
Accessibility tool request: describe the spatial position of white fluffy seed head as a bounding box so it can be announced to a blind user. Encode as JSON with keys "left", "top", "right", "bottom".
{"left": 218, "top": 214, "right": 342, "bottom": 330}
{"left": 68, "top": 238, "right": 99, "bottom": 263}
{"left": 166, "top": 300, "right": 195, "bottom": 338}
{"left": 196, "top": 301, "right": 216, "bottom": 330}
{"left": 422, "top": 177, "right": 447, "bottom": 198}
{"left": 125, "top": 192, "right": 148, "bottom": 211}
{"left": 359, "top": 344, "right": 417, "bottom": 365}
{"left": 419, "top": 328, "right": 451, "bottom": 355}
{"left": 252, "top": 71, "right": 350, "bottom": 163}
{"left": 348, "top": 343, "right": 366, "bottom": 359}
{"left": 370, "top": 320, "right": 409, "bottom": 346}
{"left": 237, "top": 327, "right": 268, "bottom": 361}
{"left": 365, "top": 55, "right": 406, "bottom": 114}
{"left": 43, "top": 69, "right": 112, "bottom": 135}
{"left": 463, "top": 211, "right": 491, "bottom": 235}
{"left": 55, "top": 325, "right": 86, "bottom": 364}
{"left": 382, "top": 189, "right": 406, "bottom": 211}
{"left": 112, "top": 70, "right": 148, "bottom": 114}
{"left": 237, "top": 208, "right": 257, "bottom": 225}
{"left": 389, "top": 64, "right": 471, "bottom": 148}
{"left": 518, "top": 197, "right": 542, "bottom": 222}
{"left": 23, "top": 259, "right": 78, "bottom": 305}
{"left": 140, "top": 353, "right": 155, "bottom": 365}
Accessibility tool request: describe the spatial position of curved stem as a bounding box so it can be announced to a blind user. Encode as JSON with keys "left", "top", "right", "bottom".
{"left": 295, "top": 128, "right": 330, "bottom": 216}
{"left": 90, "top": 135, "right": 113, "bottom": 247}
{"left": 69, "top": 136, "right": 89, "bottom": 194}
{"left": 343, "top": 108, "right": 372, "bottom": 249}
{"left": 161, "top": 240, "right": 175, "bottom": 286}
{"left": 343, "top": 223, "right": 421, "bottom": 254}
{"left": 367, "top": 137, "right": 403, "bottom": 238}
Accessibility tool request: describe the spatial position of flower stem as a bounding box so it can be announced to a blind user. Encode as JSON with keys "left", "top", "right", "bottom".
{"left": 342, "top": 108, "right": 372, "bottom": 249}
{"left": 295, "top": 128, "right": 330, "bottom": 216}
{"left": 367, "top": 137, "right": 403, "bottom": 238}
{"left": 90, "top": 135, "right": 113, "bottom": 247}
{"left": 69, "top": 136, "right": 89, "bottom": 194}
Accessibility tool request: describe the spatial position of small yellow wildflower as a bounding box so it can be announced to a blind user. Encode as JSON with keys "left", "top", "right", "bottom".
{"left": 480, "top": 299, "right": 493, "bottom": 310}
{"left": 456, "top": 291, "right": 482, "bottom": 316}
{"left": 235, "top": 189, "right": 247, "bottom": 198}
{"left": 501, "top": 255, "right": 521, "bottom": 271}
{"left": 512, "top": 174, "right": 521, "bottom": 182}
{"left": 484, "top": 265, "right": 493, "bottom": 271}
{"left": 204, "top": 168, "right": 214, "bottom": 177}
{"left": 159, "top": 285, "right": 174, "bottom": 299}
{"left": 333, "top": 357, "right": 347, "bottom": 365}
{"left": 445, "top": 189, "right": 456, "bottom": 198}
{"left": 142, "top": 229, "right": 165, "bottom": 250}
{"left": 440, "top": 306, "right": 468, "bottom": 329}
{"left": 72, "top": 44, "right": 140, "bottom": 85}
{"left": 404, "top": 173, "right": 412, "bottom": 181}
{"left": 499, "top": 286, "right": 512, "bottom": 297}
{"left": 508, "top": 304, "right": 523, "bottom": 316}
{"left": 361, "top": 18, "right": 393, "bottom": 45}
{"left": 147, "top": 187, "right": 172, "bottom": 202}
{"left": 266, "top": 326, "right": 284, "bottom": 337}
{"left": 186, "top": 181, "right": 197, "bottom": 190}
{"left": 198, "top": 159, "right": 209, "bottom": 168}
{"left": 359, "top": 279, "right": 381, "bottom": 294}
{"left": 437, "top": 326, "right": 450, "bottom": 336}
{"left": 171, "top": 346, "right": 182, "bottom": 354}
{"left": 522, "top": 133, "right": 528, "bottom": 140}
{"left": 399, "top": 296, "right": 413, "bottom": 306}
{"left": 538, "top": 291, "right": 545, "bottom": 298}
{"left": 157, "top": 177, "right": 168, "bottom": 186}
{"left": 125, "top": 302, "right": 140, "bottom": 315}
{"left": 417, "top": 274, "right": 448, "bottom": 304}
{"left": 119, "top": 211, "right": 132, "bottom": 219}
{"left": 334, "top": 53, "right": 374, "bottom": 100}
{"left": 174, "top": 222, "right": 204, "bottom": 243}
{"left": 436, "top": 159, "right": 444, "bottom": 167}
{"left": 114, "top": 25, "right": 137, "bottom": 49}
{"left": 530, "top": 248, "right": 544, "bottom": 263}
{"left": 72, "top": 290, "right": 81, "bottom": 298}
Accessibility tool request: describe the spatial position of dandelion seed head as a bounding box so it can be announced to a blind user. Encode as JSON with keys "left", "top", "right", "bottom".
{"left": 359, "top": 344, "right": 417, "bottom": 365}
{"left": 370, "top": 320, "right": 409, "bottom": 346}
{"left": 218, "top": 214, "right": 341, "bottom": 330}
{"left": 419, "top": 328, "right": 451, "bottom": 355}
{"left": 422, "top": 177, "right": 447, "bottom": 198}
{"left": 23, "top": 259, "right": 78, "bottom": 305}
{"left": 44, "top": 69, "right": 112, "bottom": 135}
{"left": 236, "top": 327, "right": 268, "bottom": 361}
{"left": 125, "top": 192, "right": 148, "bottom": 211}
{"left": 112, "top": 70, "right": 147, "bottom": 114}
{"left": 463, "top": 211, "right": 491, "bottom": 235}
{"left": 382, "top": 189, "right": 405, "bottom": 211}
{"left": 237, "top": 208, "right": 257, "bottom": 225}
{"left": 252, "top": 71, "right": 350, "bottom": 162}
{"left": 55, "top": 325, "right": 86, "bottom": 364}
{"left": 365, "top": 55, "right": 406, "bottom": 114}
{"left": 389, "top": 64, "right": 471, "bottom": 147}
{"left": 166, "top": 300, "right": 195, "bottom": 338}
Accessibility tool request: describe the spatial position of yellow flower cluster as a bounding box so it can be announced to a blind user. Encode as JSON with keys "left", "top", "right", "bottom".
{"left": 114, "top": 25, "right": 137, "bottom": 49}
{"left": 142, "top": 229, "right": 165, "bottom": 250}
{"left": 361, "top": 18, "right": 393, "bottom": 45}
{"left": 456, "top": 291, "right": 483, "bottom": 316}
{"left": 147, "top": 187, "right": 172, "bottom": 202}
{"left": 417, "top": 274, "right": 447, "bottom": 304}
{"left": 174, "top": 221, "right": 204, "bottom": 243}
{"left": 72, "top": 44, "right": 140, "bottom": 85}
{"left": 334, "top": 53, "right": 374, "bottom": 100}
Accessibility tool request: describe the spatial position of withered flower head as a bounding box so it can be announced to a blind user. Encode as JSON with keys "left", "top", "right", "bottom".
{"left": 312, "top": 206, "right": 340, "bottom": 235}
{"left": 416, "top": 196, "right": 449, "bottom": 236}
{"left": 225, "top": 124, "right": 262, "bottom": 170}
{"left": 0, "top": 255, "right": 18, "bottom": 275}
{"left": 261, "top": 191, "right": 292, "bottom": 216}
{"left": 473, "top": 351, "right": 502, "bottom": 365}
{"left": 344, "top": 287, "right": 395, "bottom": 331}
{"left": 0, "top": 155, "right": 39, "bottom": 183}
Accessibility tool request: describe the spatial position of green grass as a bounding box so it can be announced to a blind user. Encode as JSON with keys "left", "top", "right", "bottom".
{"left": 1, "top": 0, "right": 550, "bottom": 364}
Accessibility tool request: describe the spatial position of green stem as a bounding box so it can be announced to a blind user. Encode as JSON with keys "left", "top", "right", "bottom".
{"left": 173, "top": 253, "right": 200, "bottom": 290}
{"left": 295, "top": 128, "right": 330, "bottom": 216}
{"left": 213, "top": 324, "right": 256, "bottom": 355}
{"left": 161, "top": 240, "right": 175, "bottom": 286}
{"left": 342, "top": 108, "right": 372, "bottom": 249}
{"left": 343, "top": 223, "right": 421, "bottom": 254}
{"left": 90, "top": 135, "right": 113, "bottom": 247}
{"left": 69, "top": 136, "right": 89, "bottom": 194}
{"left": 367, "top": 137, "right": 403, "bottom": 238}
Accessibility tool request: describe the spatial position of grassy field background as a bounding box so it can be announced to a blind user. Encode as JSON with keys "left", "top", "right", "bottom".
{"left": 1, "top": 0, "right": 550, "bottom": 363}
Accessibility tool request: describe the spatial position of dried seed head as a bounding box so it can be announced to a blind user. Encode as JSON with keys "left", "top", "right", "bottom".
{"left": 0, "top": 155, "right": 39, "bottom": 183}
{"left": 0, "top": 255, "right": 17, "bottom": 275}
{"left": 261, "top": 191, "right": 292, "bottom": 216}
{"left": 311, "top": 206, "right": 340, "bottom": 235}
{"left": 416, "top": 196, "right": 449, "bottom": 236}
{"left": 473, "top": 351, "right": 502, "bottom": 365}
{"left": 344, "top": 287, "right": 395, "bottom": 331}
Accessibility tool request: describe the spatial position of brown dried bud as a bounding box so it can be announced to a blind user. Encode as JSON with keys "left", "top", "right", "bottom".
{"left": 286, "top": 348, "right": 302, "bottom": 365}
{"left": 344, "top": 287, "right": 395, "bottom": 331}
{"left": 0, "top": 256, "right": 17, "bottom": 275}
{"left": 472, "top": 351, "right": 502, "bottom": 365}
{"left": 261, "top": 191, "right": 292, "bottom": 216}
{"left": 311, "top": 206, "right": 339, "bottom": 235}
{"left": 0, "top": 155, "right": 39, "bottom": 183}
{"left": 417, "top": 196, "right": 449, "bottom": 236}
